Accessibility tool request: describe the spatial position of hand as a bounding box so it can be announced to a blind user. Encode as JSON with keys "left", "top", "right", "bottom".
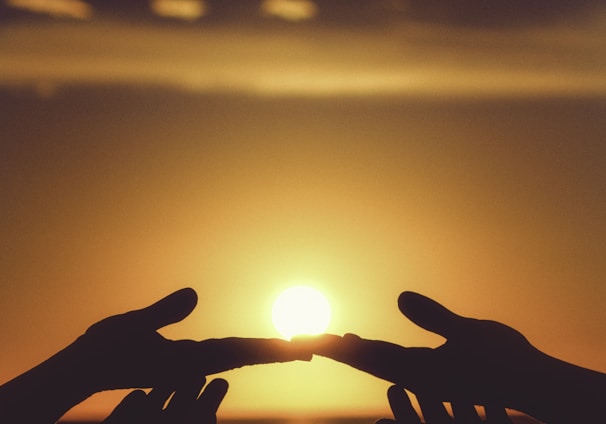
{"left": 75, "top": 288, "right": 311, "bottom": 391}
{"left": 297, "top": 291, "right": 606, "bottom": 423}
{"left": 102, "top": 378, "right": 228, "bottom": 424}
{"left": 377, "top": 385, "right": 511, "bottom": 424}
{"left": 0, "top": 288, "right": 311, "bottom": 423}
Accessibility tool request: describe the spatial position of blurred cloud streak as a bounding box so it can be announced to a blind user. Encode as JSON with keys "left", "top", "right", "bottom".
{"left": 6, "top": 0, "right": 92, "bottom": 19}
{"left": 150, "top": 0, "right": 207, "bottom": 21}
{"left": 1, "top": 16, "right": 605, "bottom": 97}
{"left": 261, "top": 0, "right": 317, "bottom": 22}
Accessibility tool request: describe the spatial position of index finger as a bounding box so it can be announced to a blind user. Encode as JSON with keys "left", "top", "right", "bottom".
{"left": 292, "top": 334, "right": 434, "bottom": 386}
{"left": 174, "top": 337, "right": 314, "bottom": 375}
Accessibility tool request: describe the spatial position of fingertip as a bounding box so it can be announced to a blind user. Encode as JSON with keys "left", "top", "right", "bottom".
{"left": 386, "top": 384, "right": 402, "bottom": 397}
{"left": 386, "top": 385, "right": 422, "bottom": 424}
{"left": 147, "top": 287, "right": 198, "bottom": 329}
{"left": 397, "top": 291, "right": 461, "bottom": 338}
{"left": 398, "top": 291, "right": 435, "bottom": 327}
{"left": 174, "top": 287, "right": 198, "bottom": 310}
{"left": 198, "top": 378, "right": 229, "bottom": 413}
{"left": 386, "top": 384, "right": 403, "bottom": 407}
{"left": 262, "top": 336, "right": 309, "bottom": 361}
{"left": 375, "top": 419, "right": 395, "bottom": 424}
{"left": 123, "top": 389, "right": 148, "bottom": 404}
{"left": 397, "top": 291, "right": 423, "bottom": 315}
{"left": 343, "top": 333, "right": 362, "bottom": 342}
{"left": 208, "top": 377, "right": 229, "bottom": 394}
{"left": 291, "top": 333, "right": 341, "bottom": 347}
{"left": 386, "top": 385, "right": 410, "bottom": 407}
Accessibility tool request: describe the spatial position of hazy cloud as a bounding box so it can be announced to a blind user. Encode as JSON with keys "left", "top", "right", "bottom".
{"left": 150, "top": 0, "right": 207, "bottom": 21}
{"left": 3, "top": 0, "right": 92, "bottom": 19}
{"left": 1, "top": 18, "right": 605, "bottom": 97}
{"left": 2, "top": 0, "right": 604, "bottom": 27}
{"left": 261, "top": 0, "right": 317, "bottom": 22}
{"left": 1, "top": 0, "right": 605, "bottom": 97}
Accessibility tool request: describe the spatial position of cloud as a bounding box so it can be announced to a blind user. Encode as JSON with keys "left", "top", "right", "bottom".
{"left": 150, "top": 0, "right": 207, "bottom": 21}
{"left": 5, "top": 0, "right": 92, "bottom": 19}
{"left": 1, "top": 19, "right": 605, "bottom": 97}
{"left": 261, "top": 0, "right": 317, "bottom": 22}
{"left": 2, "top": 0, "right": 604, "bottom": 27}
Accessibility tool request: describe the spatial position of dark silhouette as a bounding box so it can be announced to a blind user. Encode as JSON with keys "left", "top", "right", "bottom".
{"left": 297, "top": 291, "right": 606, "bottom": 423}
{"left": 0, "top": 288, "right": 311, "bottom": 424}
{"left": 101, "top": 377, "right": 228, "bottom": 424}
{"left": 378, "top": 385, "right": 512, "bottom": 424}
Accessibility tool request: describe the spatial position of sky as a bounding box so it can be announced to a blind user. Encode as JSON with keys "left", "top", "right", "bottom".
{"left": 1, "top": 0, "right": 606, "bottom": 421}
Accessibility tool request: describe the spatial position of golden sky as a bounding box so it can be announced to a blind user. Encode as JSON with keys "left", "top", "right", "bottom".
{"left": 1, "top": 0, "right": 606, "bottom": 421}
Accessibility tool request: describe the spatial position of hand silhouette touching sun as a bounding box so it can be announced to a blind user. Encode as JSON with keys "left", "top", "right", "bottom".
{"left": 272, "top": 286, "right": 331, "bottom": 339}
{"left": 78, "top": 288, "right": 311, "bottom": 391}
{"left": 2, "top": 288, "right": 606, "bottom": 424}
{"left": 298, "top": 291, "right": 606, "bottom": 423}
{"left": 0, "top": 288, "right": 312, "bottom": 424}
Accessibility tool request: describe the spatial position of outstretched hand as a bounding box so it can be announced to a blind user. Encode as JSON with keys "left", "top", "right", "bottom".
{"left": 298, "top": 291, "right": 606, "bottom": 423}
{"left": 102, "top": 378, "right": 228, "bottom": 424}
{"left": 0, "top": 288, "right": 311, "bottom": 424}
{"left": 74, "top": 288, "right": 310, "bottom": 391}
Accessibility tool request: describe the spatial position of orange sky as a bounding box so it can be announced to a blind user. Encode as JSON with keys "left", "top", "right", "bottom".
{"left": 1, "top": 1, "right": 606, "bottom": 421}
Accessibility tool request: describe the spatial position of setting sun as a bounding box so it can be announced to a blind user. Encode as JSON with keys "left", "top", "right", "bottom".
{"left": 272, "top": 286, "right": 332, "bottom": 339}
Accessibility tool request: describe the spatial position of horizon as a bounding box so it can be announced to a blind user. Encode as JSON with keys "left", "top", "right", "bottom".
{"left": 56, "top": 411, "right": 543, "bottom": 423}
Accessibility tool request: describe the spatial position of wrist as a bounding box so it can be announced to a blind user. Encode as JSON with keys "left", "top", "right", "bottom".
{"left": 514, "top": 352, "right": 606, "bottom": 423}
{"left": 0, "top": 337, "right": 97, "bottom": 423}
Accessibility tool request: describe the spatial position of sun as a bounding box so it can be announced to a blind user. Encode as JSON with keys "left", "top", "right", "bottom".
{"left": 272, "top": 286, "right": 332, "bottom": 339}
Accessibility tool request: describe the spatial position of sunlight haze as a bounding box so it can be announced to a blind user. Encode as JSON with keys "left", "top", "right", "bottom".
{"left": 1, "top": 0, "right": 605, "bottom": 421}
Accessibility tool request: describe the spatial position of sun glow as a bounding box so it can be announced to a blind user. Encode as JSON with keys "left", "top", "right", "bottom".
{"left": 272, "top": 286, "right": 332, "bottom": 340}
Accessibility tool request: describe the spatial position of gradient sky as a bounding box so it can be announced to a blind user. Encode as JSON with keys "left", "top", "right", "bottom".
{"left": 1, "top": 0, "right": 606, "bottom": 421}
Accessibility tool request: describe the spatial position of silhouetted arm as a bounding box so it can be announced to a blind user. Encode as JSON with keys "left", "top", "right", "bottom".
{"left": 0, "top": 288, "right": 311, "bottom": 424}
{"left": 0, "top": 343, "right": 95, "bottom": 424}
{"left": 298, "top": 291, "right": 606, "bottom": 423}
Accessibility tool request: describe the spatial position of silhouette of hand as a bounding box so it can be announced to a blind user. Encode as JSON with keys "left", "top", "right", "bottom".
{"left": 298, "top": 291, "right": 606, "bottom": 423}
{"left": 377, "top": 385, "right": 511, "bottom": 424}
{"left": 102, "top": 378, "right": 228, "bottom": 424}
{"left": 75, "top": 288, "right": 310, "bottom": 391}
{"left": 0, "top": 288, "right": 311, "bottom": 424}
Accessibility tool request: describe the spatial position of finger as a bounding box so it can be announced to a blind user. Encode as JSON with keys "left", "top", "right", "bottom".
{"left": 167, "top": 378, "right": 206, "bottom": 410}
{"left": 451, "top": 403, "right": 481, "bottom": 424}
{"left": 87, "top": 288, "right": 198, "bottom": 334}
{"left": 484, "top": 405, "right": 512, "bottom": 424}
{"left": 147, "top": 387, "right": 175, "bottom": 410}
{"left": 140, "top": 387, "right": 175, "bottom": 423}
{"left": 386, "top": 386, "right": 422, "bottom": 424}
{"left": 102, "top": 390, "right": 148, "bottom": 423}
{"left": 129, "top": 287, "right": 198, "bottom": 331}
{"left": 191, "top": 378, "right": 229, "bottom": 424}
{"left": 164, "top": 378, "right": 207, "bottom": 422}
{"left": 416, "top": 393, "right": 453, "bottom": 424}
{"left": 180, "top": 337, "right": 315, "bottom": 375}
{"left": 197, "top": 378, "right": 228, "bottom": 408}
{"left": 375, "top": 419, "right": 396, "bottom": 424}
{"left": 292, "top": 334, "right": 434, "bottom": 387}
{"left": 398, "top": 292, "right": 466, "bottom": 340}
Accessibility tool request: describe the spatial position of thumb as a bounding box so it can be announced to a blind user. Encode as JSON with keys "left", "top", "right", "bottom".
{"left": 130, "top": 287, "right": 198, "bottom": 331}
{"left": 88, "top": 287, "right": 198, "bottom": 334}
{"left": 398, "top": 291, "right": 465, "bottom": 339}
